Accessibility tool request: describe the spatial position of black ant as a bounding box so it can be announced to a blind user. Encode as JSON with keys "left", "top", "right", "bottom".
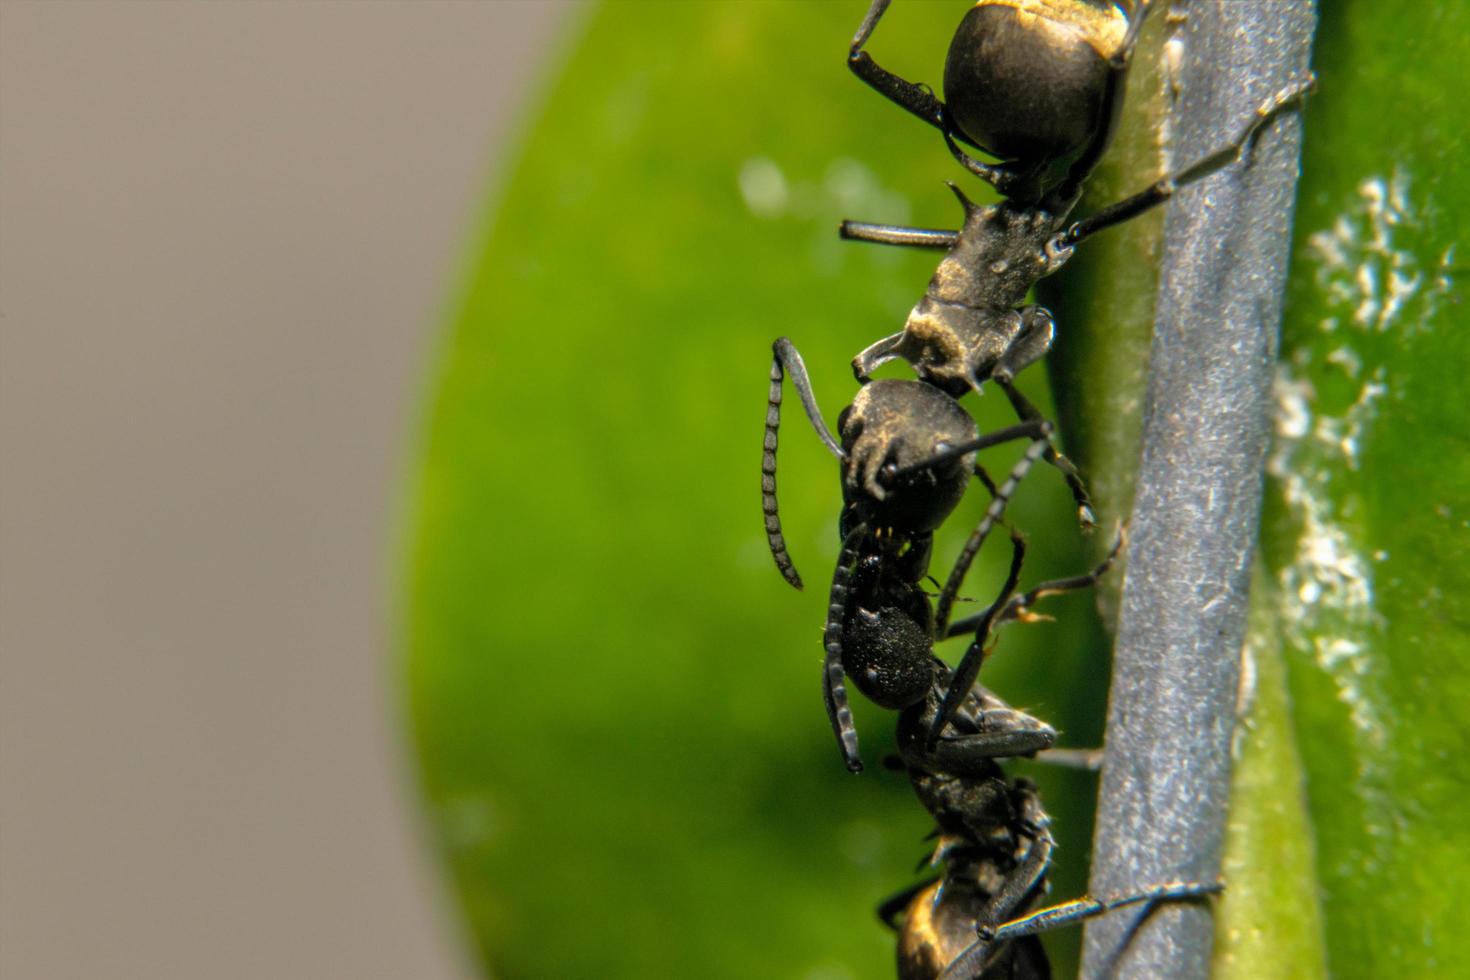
{"left": 763, "top": 337, "right": 1053, "bottom": 772}
{"left": 841, "top": 0, "right": 1313, "bottom": 741}
{"left": 867, "top": 533, "right": 1219, "bottom": 979}
{"left": 843, "top": 0, "right": 1311, "bottom": 492}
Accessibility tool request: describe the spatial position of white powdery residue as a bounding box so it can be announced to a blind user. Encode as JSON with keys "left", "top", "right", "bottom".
{"left": 1325, "top": 345, "right": 1362, "bottom": 377}
{"left": 1270, "top": 372, "right": 1313, "bottom": 456}
{"left": 1305, "top": 168, "right": 1456, "bottom": 338}
{"left": 1271, "top": 363, "right": 1392, "bottom": 856}
{"left": 1305, "top": 369, "right": 1387, "bottom": 470}
{"left": 1338, "top": 374, "right": 1388, "bottom": 468}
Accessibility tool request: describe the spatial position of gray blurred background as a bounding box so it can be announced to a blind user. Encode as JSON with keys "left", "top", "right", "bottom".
{"left": 0, "top": 2, "right": 572, "bottom": 976}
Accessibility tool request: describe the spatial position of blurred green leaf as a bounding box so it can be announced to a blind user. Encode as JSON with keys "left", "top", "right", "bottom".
{"left": 405, "top": 2, "right": 1468, "bottom": 978}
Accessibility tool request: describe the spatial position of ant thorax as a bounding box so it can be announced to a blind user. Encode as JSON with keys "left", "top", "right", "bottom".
{"left": 883, "top": 196, "right": 1077, "bottom": 394}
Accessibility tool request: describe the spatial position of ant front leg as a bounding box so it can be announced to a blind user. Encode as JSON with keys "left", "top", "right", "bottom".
{"left": 920, "top": 708, "right": 1056, "bottom": 777}
{"left": 1059, "top": 74, "right": 1317, "bottom": 247}
{"left": 992, "top": 308, "right": 1095, "bottom": 531}
{"left": 851, "top": 330, "right": 905, "bottom": 382}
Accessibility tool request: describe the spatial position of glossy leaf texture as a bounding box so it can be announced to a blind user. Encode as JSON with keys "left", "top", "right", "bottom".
{"left": 404, "top": 3, "right": 1114, "bottom": 978}
{"left": 1263, "top": 2, "right": 1469, "bottom": 974}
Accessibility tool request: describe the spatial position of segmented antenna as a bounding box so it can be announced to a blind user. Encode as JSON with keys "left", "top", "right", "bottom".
{"left": 764, "top": 339, "right": 846, "bottom": 590}
{"left": 763, "top": 348, "right": 802, "bottom": 589}
{"left": 823, "top": 524, "right": 867, "bottom": 773}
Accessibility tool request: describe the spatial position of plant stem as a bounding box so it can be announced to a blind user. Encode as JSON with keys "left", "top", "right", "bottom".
{"left": 1079, "top": 3, "right": 1316, "bottom": 978}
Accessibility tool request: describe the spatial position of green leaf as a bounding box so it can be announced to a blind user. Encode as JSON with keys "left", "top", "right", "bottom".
{"left": 404, "top": 2, "right": 1469, "bottom": 978}
{"left": 1260, "top": 2, "right": 1470, "bottom": 975}
{"left": 404, "top": 3, "right": 1109, "bottom": 977}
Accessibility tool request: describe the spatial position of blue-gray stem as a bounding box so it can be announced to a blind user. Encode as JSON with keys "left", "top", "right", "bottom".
{"left": 1079, "top": 3, "right": 1316, "bottom": 978}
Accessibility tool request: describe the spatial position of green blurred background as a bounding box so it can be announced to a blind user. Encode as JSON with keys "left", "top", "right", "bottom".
{"left": 405, "top": 2, "right": 1469, "bottom": 979}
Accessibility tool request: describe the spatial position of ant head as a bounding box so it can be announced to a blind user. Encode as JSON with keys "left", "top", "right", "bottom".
{"left": 841, "top": 380, "right": 978, "bottom": 533}
{"left": 943, "top": 0, "right": 1130, "bottom": 194}
{"left": 845, "top": 605, "right": 935, "bottom": 710}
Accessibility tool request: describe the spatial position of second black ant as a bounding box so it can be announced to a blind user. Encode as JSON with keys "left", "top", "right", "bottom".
{"left": 841, "top": 526, "right": 1215, "bottom": 979}
{"left": 763, "top": 337, "right": 1054, "bottom": 772}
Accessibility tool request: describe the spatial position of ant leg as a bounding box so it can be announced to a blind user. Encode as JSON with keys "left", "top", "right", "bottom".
{"left": 982, "top": 878, "right": 1223, "bottom": 946}
{"left": 972, "top": 463, "right": 998, "bottom": 499}
{"left": 1052, "top": 0, "right": 1154, "bottom": 199}
{"left": 823, "top": 524, "right": 869, "bottom": 774}
{"left": 764, "top": 338, "right": 845, "bottom": 589}
{"left": 943, "top": 527, "right": 1125, "bottom": 638}
{"left": 941, "top": 127, "right": 1030, "bottom": 199}
{"left": 1059, "top": 74, "right": 1316, "bottom": 247}
{"left": 1000, "top": 526, "right": 1125, "bottom": 624}
{"left": 928, "top": 532, "right": 1026, "bottom": 749}
{"left": 932, "top": 429, "right": 1050, "bottom": 632}
{"left": 847, "top": 0, "right": 950, "bottom": 135}
{"left": 839, "top": 221, "right": 959, "bottom": 250}
{"left": 938, "top": 806, "right": 1218, "bottom": 980}
{"left": 888, "top": 420, "right": 1050, "bottom": 486}
{"left": 993, "top": 305, "right": 1055, "bottom": 383}
{"left": 922, "top": 709, "right": 1056, "bottom": 776}
{"left": 993, "top": 366, "right": 1095, "bottom": 530}
{"left": 852, "top": 330, "right": 905, "bottom": 381}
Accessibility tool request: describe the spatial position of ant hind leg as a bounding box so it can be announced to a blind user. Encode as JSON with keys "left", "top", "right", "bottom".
{"left": 1060, "top": 74, "right": 1317, "bottom": 247}
{"left": 848, "top": 0, "right": 947, "bottom": 135}
{"left": 984, "top": 878, "right": 1223, "bottom": 947}
{"left": 993, "top": 369, "right": 1095, "bottom": 531}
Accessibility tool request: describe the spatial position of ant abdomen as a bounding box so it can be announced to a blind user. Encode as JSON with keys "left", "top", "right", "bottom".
{"left": 944, "top": 0, "right": 1128, "bottom": 177}
{"left": 844, "top": 605, "right": 934, "bottom": 710}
